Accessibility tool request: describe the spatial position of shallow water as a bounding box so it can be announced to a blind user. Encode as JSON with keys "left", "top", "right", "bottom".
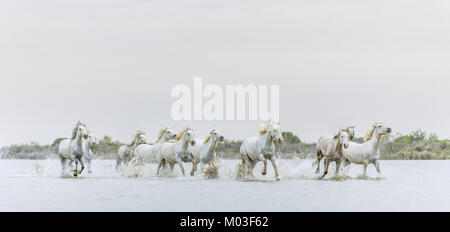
{"left": 0, "top": 159, "right": 449, "bottom": 211}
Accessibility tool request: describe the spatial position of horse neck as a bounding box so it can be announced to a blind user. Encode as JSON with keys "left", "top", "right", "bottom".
{"left": 203, "top": 137, "right": 217, "bottom": 157}
{"left": 258, "top": 131, "right": 273, "bottom": 149}
{"left": 175, "top": 134, "right": 189, "bottom": 152}
{"left": 73, "top": 132, "right": 82, "bottom": 148}
{"left": 367, "top": 130, "right": 381, "bottom": 150}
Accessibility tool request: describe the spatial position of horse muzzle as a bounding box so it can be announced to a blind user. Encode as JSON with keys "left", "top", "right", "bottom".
{"left": 191, "top": 141, "right": 196, "bottom": 146}
{"left": 219, "top": 136, "right": 224, "bottom": 142}
{"left": 83, "top": 135, "right": 88, "bottom": 139}
{"left": 387, "top": 128, "right": 392, "bottom": 133}
{"left": 279, "top": 138, "right": 285, "bottom": 144}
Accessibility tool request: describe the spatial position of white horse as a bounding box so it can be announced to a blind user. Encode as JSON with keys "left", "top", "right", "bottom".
{"left": 189, "top": 129, "right": 225, "bottom": 175}
{"left": 240, "top": 120, "right": 284, "bottom": 181}
{"left": 313, "top": 125, "right": 355, "bottom": 173}
{"left": 116, "top": 131, "right": 147, "bottom": 169}
{"left": 58, "top": 121, "right": 89, "bottom": 176}
{"left": 68, "top": 130, "right": 98, "bottom": 173}
{"left": 319, "top": 129, "right": 350, "bottom": 179}
{"left": 157, "top": 127, "right": 196, "bottom": 177}
{"left": 134, "top": 126, "right": 177, "bottom": 163}
{"left": 343, "top": 123, "right": 392, "bottom": 177}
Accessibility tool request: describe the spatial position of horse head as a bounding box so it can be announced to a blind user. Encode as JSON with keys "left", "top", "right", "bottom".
{"left": 374, "top": 123, "right": 392, "bottom": 136}
{"left": 176, "top": 127, "right": 196, "bottom": 146}
{"left": 164, "top": 128, "right": 177, "bottom": 141}
{"left": 345, "top": 125, "right": 355, "bottom": 140}
{"left": 209, "top": 129, "right": 225, "bottom": 143}
{"left": 334, "top": 129, "right": 350, "bottom": 150}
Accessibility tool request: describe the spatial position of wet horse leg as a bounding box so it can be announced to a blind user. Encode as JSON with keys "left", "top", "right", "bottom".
{"left": 78, "top": 156, "right": 85, "bottom": 175}
{"left": 335, "top": 159, "right": 341, "bottom": 176}
{"left": 374, "top": 160, "right": 381, "bottom": 176}
{"left": 269, "top": 156, "right": 280, "bottom": 181}
{"left": 363, "top": 161, "right": 368, "bottom": 177}
{"left": 60, "top": 157, "right": 66, "bottom": 175}
{"left": 156, "top": 160, "right": 163, "bottom": 175}
{"left": 248, "top": 161, "right": 256, "bottom": 178}
{"left": 177, "top": 158, "right": 186, "bottom": 177}
{"left": 262, "top": 159, "right": 268, "bottom": 175}
{"left": 314, "top": 151, "right": 323, "bottom": 174}
{"left": 73, "top": 158, "right": 79, "bottom": 177}
{"left": 320, "top": 158, "right": 330, "bottom": 179}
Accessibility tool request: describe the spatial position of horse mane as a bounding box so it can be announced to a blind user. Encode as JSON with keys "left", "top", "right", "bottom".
{"left": 129, "top": 130, "right": 146, "bottom": 146}
{"left": 155, "top": 126, "right": 169, "bottom": 143}
{"left": 175, "top": 127, "right": 191, "bottom": 141}
{"left": 344, "top": 125, "right": 355, "bottom": 131}
{"left": 364, "top": 122, "right": 382, "bottom": 141}
{"left": 259, "top": 120, "right": 280, "bottom": 135}
{"left": 70, "top": 121, "right": 86, "bottom": 140}
{"left": 203, "top": 129, "right": 216, "bottom": 144}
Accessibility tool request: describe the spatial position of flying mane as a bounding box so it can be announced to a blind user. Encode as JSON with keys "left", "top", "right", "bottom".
{"left": 175, "top": 127, "right": 191, "bottom": 141}
{"left": 70, "top": 121, "right": 87, "bottom": 140}
{"left": 364, "top": 122, "right": 382, "bottom": 141}
{"left": 259, "top": 120, "right": 280, "bottom": 136}
{"left": 129, "top": 130, "right": 146, "bottom": 146}
{"left": 203, "top": 129, "right": 216, "bottom": 144}
{"left": 155, "top": 126, "right": 169, "bottom": 143}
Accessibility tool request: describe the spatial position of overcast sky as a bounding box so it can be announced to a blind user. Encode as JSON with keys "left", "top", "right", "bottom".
{"left": 0, "top": 0, "right": 449, "bottom": 146}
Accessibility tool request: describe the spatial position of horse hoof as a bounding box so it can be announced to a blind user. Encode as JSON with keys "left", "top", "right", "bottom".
{"left": 262, "top": 171, "right": 267, "bottom": 176}
{"left": 275, "top": 177, "right": 280, "bottom": 181}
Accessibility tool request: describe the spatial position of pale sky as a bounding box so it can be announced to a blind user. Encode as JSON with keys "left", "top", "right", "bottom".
{"left": 0, "top": 0, "right": 449, "bottom": 146}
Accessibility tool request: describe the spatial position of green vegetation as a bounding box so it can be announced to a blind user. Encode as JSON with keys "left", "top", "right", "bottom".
{"left": 1, "top": 129, "right": 449, "bottom": 160}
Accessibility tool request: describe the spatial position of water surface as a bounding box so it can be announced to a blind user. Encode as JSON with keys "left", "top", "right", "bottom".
{"left": 0, "top": 159, "right": 448, "bottom": 211}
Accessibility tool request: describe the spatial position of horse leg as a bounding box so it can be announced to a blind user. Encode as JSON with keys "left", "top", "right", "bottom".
{"left": 78, "top": 157, "right": 85, "bottom": 175}
{"left": 115, "top": 156, "right": 122, "bottom": 170}
{"left": 313, "top": 151, "right": 322, "bottom": 174}
{"left": 262, "top": 159, "right": 268, "bottom": 176}
{"left": 60, "top": 156, "right": 66, "bottom": 175}
{"left": 374, "top": 160, "right": 382, "bottom": 176}
{"left": 335, "top": 160, "right": 341, "bottom": 176}
{"left": 157, "top": 160, "right": 163, "bottom": 175}
{"left": 73, "top": 158, "right": 79, "bottom": 177}
{"left": 363, "top": 161, "right": 368, "bottom": 177}
{"left": 190, "top": 160, "right": 196, "bottom": 176}
{"left": 320, "top": 158, "right": 330, "bottom": 179}
{"left": 177, "top": 158, "right": 186, "bottom": 177}
{"left": 170, "top": 163, "right": 175, "bottom": 171}
{"left": 248, "top": 161, "right": 256, "bottom": 178}
{"left": 269, "top": 156, "right": 280, "bottom": 181}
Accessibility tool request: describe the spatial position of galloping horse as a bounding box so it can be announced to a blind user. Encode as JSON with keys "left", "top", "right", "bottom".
{"left": 313, "top": 125, "right": 355, "bottom": 173}
{"left": 343, "top": 123, "right": 392, "bottom": 177}
{"left": 134, "top": 126, "right": 177, "bottom": 163}
{"left": 240, "top": 120, "right": 284, "bottom": 181}
{"left": 157, "top": 127, "right": 196, "bottom": 177}
{"left": 116, "top": 131, "right": 147, "bottom": 169}
{"left": 68, "top": 130, "right": 98, "bottom": 173}
{"left": 319, "top": 129, "right": 350, "bottom": 179}
{"left": 58, "top": 121, "right": 89, "bottom": 176}
{"left": 189, "top": 129, "right": 224, "bottom": 175}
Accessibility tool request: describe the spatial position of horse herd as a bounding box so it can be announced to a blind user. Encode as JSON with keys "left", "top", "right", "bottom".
{"left": 57, "top": 120, "right": 392, "bottom": 180}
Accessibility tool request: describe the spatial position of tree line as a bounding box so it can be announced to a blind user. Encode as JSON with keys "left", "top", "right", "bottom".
{"left": 1, "top": 130, "right": 449, "bottom": 160}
